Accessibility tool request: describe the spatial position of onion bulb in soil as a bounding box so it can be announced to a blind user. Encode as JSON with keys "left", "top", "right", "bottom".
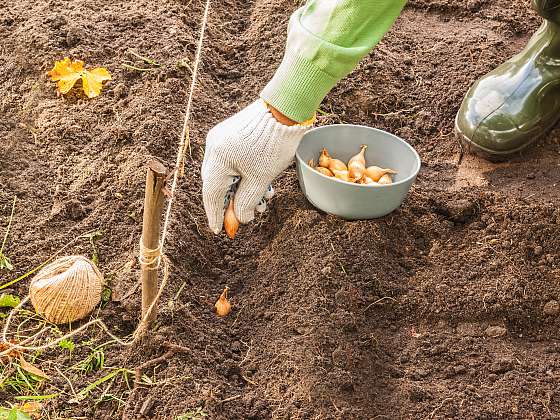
{"left": 215, "top": 287, "right": 231, "bottom": 317}
{"left": 224, "top": 199, "right": 239, "bottom": 239}
{"left": 348, "top": 145, "right": 367, "bottom": 180}
{"left": 365, "top": 166, "right": 397, "bottom": 182}
{"left": 29, "top": 256, "right": 104, "bottom": 324}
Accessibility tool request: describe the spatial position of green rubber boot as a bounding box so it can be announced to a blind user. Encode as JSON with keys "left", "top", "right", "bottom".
{"left": 455, "top": 0, "right": 560, "bottom": 159}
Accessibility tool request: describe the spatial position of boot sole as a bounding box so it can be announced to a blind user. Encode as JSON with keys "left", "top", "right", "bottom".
{"left": 455, "top": 130, "right": 519, "bottom": 163}
{"left": 453, "top": 115, "right": 540, "bottom": 163}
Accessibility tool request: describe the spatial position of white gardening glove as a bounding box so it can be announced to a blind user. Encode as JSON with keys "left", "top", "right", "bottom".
{"left": 202, "top": 100, "right": 310, "bottom": 234}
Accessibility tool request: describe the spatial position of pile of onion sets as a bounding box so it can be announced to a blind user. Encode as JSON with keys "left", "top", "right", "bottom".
{"left": 308, "top": 145, "right": 397, "bottom": 185}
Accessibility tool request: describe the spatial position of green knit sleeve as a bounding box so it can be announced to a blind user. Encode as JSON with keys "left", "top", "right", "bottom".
{"left": 261, "top": 0, "right": 406, "bottom": 122}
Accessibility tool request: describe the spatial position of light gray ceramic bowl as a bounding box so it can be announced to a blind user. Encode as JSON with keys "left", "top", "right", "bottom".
{"left": 296, "top": 124, "right": 421, "bottom": 219}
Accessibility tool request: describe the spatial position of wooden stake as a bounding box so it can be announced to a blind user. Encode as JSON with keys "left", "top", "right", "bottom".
{"left": 140, "top": 159, "right": 167, "bottom": 324}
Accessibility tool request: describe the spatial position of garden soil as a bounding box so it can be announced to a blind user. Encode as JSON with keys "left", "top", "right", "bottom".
{"left": 1, "top": 0, "right": 560, "bottom": 418}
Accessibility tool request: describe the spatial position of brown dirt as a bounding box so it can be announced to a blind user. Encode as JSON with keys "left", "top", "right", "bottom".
{"left": 1, "top": 0, "right": 560, "bottom": 419}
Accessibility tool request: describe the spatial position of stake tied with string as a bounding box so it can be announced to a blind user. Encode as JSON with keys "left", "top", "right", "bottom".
{"left": 0, "top": 0, "right": 212, "bottom": 356}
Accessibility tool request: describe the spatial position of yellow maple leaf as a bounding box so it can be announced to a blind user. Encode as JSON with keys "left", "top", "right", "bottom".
{"left": 82, "top": 67, "right": 112, "bottom": 98}
{"left": 48, "top": 57, "right": 111, "bottom": 98}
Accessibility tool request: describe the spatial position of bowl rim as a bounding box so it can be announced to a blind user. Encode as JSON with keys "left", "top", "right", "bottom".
{"left": 296, "top": 124, "right": 421, "bottom": 188}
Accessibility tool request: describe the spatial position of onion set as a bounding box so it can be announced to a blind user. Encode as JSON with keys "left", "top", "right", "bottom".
{"left": 348, "top": 145, "right": 367, "bottom": 180}
{"left": 215, "top": 286, "right": 232, "bottom": 317}
{"left": 224, "top": 199, "right": 239, "bottom": 240}
{"left": 310, "top": 146, "right": 397, "bottom": 185}
{"left": 365, "top": 166, "right": 397, "bottom": 182}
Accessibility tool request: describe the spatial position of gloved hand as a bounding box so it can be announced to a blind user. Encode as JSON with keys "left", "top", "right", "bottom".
{"left": 202, "top": 100, "right": 311, "bottom": 234}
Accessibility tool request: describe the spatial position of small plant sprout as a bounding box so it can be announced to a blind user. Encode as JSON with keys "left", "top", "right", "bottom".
{"left": 82, "top": 230, "right": 102, "bottom": 265}
{"left": 73, "top": 346, "right": 105, "bottom": 374}
{"left": 101, "top": 286, "right": 112, "bottom": 308}
{"left": 0, "top": 197, "right": 16, "bottom": 271}
{"left": 1, "top": 364, "right": 42, "bottom": 395}
{"left": 58, "top": 339, "right": 75, "bottom": 353}
{"left": 123, "top": 49, "right": 161, "bottom": 72}
{"left": 0, "top": 294, "right": 20, "bottom": 309}
{"left": 69, "top": 367, "right": 131, "bottom": 404}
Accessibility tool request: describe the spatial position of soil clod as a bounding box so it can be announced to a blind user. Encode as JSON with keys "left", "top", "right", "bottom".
{"left": 543, "top": 300, "right": 560, "bottom": 317}
{"left": 485, "top": 325, "right": 508, "bottom": 338}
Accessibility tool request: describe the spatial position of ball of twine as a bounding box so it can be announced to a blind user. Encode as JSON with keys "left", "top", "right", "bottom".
{"left": 29, "top": 255, "right": 104, "bottom": 324}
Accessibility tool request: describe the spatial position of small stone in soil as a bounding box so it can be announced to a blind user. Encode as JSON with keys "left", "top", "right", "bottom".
{"left": 294, "top": 325, "right": 309, "bottom": 335}
{"left": 231, "top": 340, "right": 241, "bottom": 353}
{"left": 489, "top": 358, "right": 513, "bottom": 374}
{"left": 534, "top": 245, "right": 543, "bottom": 256}
{"left": 442, "top": 198, "right": 477, "bottom": 223}
{"left": 113, "top": 82, "right": 127, "bottom": 98}
{"left": 399, "top": 354, "right": 410, "bottom": 364}
{"left": 139, "top": 397, "right": 155, "bottom": 416}
{"left": 543, "top": 300, "right": 560, "bottom": 316}
{"left": 409, "top": 386, "right": 432, "bottom": 402}
{"left": 444, "top": 366, "right": 455, "bottom": 378}
{"left": 454, "top": 364, "right": 467, "bottom": 375}
{"left": 457, "top": 322, "right": 483, "bottom": 337}
{"left": 65, "top": 26, "right": 82, "bottom": 47}
{"left": 388, "top": 366, "right": 404, "bottom": 378}
{"left": 428, "top": 344, "right": 446, "bottom": 356}
{"left": 411, "top": 368, "right": 430, "bottom": 380}
{"left": 428, "top": 241, "right": 442, "bottom": 257}
{"left": 320, "top": 265, "right": 332, "bottom": 275}
{"left": 485, "top": 325, "right": 507, "bottom": 338}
